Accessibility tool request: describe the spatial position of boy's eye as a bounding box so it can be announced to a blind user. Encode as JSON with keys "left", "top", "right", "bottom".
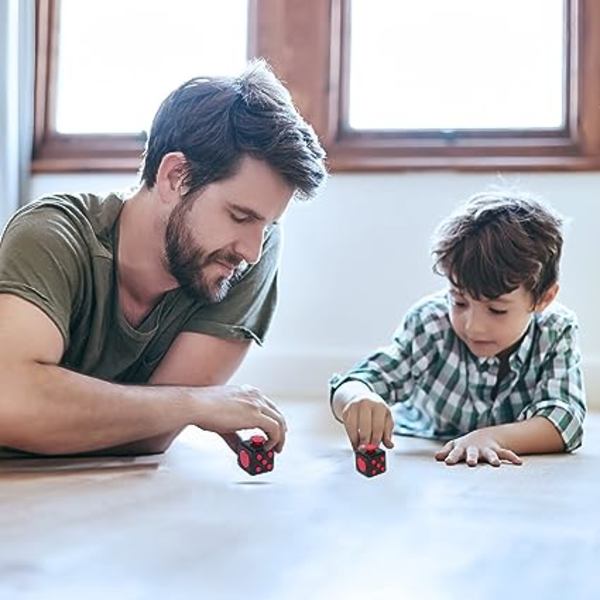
{"left": 451, "top": 298, "right": 466, "bottom": 307}
{"left": 489, "top": 308, "right": 508, "bottom": 315}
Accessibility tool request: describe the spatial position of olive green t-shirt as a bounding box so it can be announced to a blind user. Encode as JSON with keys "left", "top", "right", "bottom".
{"left": 0, "top": 192, "right": 281, "bottom": 383}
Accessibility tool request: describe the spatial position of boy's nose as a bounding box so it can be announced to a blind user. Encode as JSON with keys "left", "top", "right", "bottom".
{"left": 464, "top": 314, "right": 487, "bottom": 338}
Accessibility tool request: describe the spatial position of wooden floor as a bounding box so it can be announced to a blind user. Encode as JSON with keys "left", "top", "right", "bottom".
{"left": 1, "top": 400, "right": 598, "bottom": 600}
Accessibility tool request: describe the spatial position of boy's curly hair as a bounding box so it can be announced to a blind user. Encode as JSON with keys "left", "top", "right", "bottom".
{"left": 431, "top": 191, "right": 564, "bottom": 305}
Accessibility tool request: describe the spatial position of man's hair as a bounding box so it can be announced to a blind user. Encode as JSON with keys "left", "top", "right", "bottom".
{"left": 140, "top": 59, "right": 326, "bottom": 200}
{"left": 431, "top": 191, "right": 564, "bottom": 304}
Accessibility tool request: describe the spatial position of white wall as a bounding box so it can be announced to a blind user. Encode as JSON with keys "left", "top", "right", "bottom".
{"left": 31, "top": 171, "right": 600, "bottom": 409}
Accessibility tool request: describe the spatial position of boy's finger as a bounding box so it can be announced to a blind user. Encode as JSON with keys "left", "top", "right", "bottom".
{"left": 382, "top": 414, "right": 394, "bottom": 448}
{"left": 370, "top": 408, "right": 387, "bottom": 447}
{"left": 445, "top": 445, "right": 464, "bottom": 465}
{"left": 343, "top": 407, "right": 360, "bottom": 449}
{"left": 357, "top": 405, "right": 373, "bottom": 447}
{"left": 482, "top": 448, "right": 501, "bottom": 467}
{"left": 497, "top": 448, "right": 523, "bottom": 465}
{"left": 466, "top": 446, "right": 479, "bottom": 467}
{"left": 435, "top": 440, "right": 454, "bottom": 461}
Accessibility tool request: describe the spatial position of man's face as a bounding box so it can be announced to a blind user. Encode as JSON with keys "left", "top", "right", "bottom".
{"left": 448, "top": 285, "right": 538, "bottom": 358}
{"left": 165, "top": 156, "right": 292, "bottom": 303}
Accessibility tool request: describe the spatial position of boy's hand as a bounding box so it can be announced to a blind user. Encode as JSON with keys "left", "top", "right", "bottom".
{"left": 341, "top": 393, "right": 395, "bottom": 451}
{"left": 435, "top": 429, "right": 523, "bottom": 467}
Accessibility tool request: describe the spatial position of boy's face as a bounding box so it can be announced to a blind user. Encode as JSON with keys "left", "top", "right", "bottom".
{"left": 448, "top": 284, "right": 557, "bottom": 359}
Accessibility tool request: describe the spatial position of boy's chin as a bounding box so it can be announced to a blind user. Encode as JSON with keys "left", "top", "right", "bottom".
{"left": 465, "top": 341, "right": 498, "bottom": 358}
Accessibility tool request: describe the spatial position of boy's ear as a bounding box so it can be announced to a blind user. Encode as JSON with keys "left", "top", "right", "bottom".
{"left": 534, "top": 283, "right": 559, "bottom": 312}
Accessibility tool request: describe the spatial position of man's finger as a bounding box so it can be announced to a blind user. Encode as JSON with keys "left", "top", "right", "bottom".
{"left": 252, "top": 413, "right": 283, "bottom": 453}
{"left": 220, "top": 432, "right": 242, "bottom": 454}
{"left": 261, "top": 396, "right": 288, "bottom": 432}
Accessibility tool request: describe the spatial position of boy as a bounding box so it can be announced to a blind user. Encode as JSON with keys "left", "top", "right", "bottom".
{"left": 329, "top": 192, "right": 586, "bottom": 466}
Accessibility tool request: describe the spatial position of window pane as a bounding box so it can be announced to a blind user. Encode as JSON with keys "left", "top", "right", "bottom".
{"left": 348, "top": 0, "right": 565, "bottom": 131}
{"left": 55, "top": 0, "right": 248, "bottom": 134}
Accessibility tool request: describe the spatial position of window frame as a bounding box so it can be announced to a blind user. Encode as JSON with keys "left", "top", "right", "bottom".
{"left": 33, "top": 0, "right": 600, "bottom": 173}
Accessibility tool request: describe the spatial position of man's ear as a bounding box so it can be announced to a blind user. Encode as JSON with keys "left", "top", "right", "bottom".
{"left": 155, "top": 152, "right": 188, "bottom": 204}
{"left": 534, "top": 282, "right": 559, "bottom": 313}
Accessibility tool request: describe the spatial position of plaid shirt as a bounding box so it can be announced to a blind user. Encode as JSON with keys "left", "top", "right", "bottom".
{"left": 330, "top": 292, "right": 586, "bottom": 451}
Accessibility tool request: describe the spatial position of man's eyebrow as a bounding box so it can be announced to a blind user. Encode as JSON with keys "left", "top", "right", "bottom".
{"left": 228, "top": 202, "right": 267, "bottom": 222}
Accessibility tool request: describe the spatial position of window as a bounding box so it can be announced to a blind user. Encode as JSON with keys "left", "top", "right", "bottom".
{"left": 34, "top": 0, "right": 251, "bottom": 171}
{"left": 347, "top": 0, "right": 565, "bottom": 131}
{"left": 34, "top": 0, "right": 600, "bottom": 172}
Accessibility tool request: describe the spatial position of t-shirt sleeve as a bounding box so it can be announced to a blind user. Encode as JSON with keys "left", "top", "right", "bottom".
{"left": 181, "top": 224, "right": 282, "bottom": 346}
{"left": 0, "top": 205, "right": 84, "bottom": 347}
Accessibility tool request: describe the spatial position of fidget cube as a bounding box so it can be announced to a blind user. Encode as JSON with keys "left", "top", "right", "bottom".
{"left": 355, "top": 444, "right": 386, "bottom": 477}
{"left": 238, "top": 435, "right": 275, "bottom": 475}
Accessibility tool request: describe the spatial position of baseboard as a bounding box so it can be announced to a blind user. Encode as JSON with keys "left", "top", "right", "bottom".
{"left": 230, "top": 348, "right": 600, "bottom": 411}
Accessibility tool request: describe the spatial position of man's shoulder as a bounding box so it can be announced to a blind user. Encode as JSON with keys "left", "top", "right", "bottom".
{"left": 4, "top": 192, "right": 124, "bottom": 255}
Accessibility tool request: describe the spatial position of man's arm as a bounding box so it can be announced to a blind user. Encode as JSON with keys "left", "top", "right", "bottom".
{"left": 0, "top": 295, "right": 284, "bottom": 455}
{"left": 108, "top": 332, "right": 254, "bottom": 455}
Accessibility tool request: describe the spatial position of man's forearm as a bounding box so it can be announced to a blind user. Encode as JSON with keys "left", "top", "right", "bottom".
{"left": 0, "top": 361, "right": 200, "bottom": 455}
{"left": 487, "top": 417, "right": 565, "bottom": 454}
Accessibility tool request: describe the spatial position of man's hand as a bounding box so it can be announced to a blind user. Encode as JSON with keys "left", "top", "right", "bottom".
{"left": 193, "top": 384, "right": 287, "bottom": 454}
{"left": 341, "top": 392, "right": 395, "bottom": 451}
{"left": 435, "top": 428, "right": 523, "bottom": 467}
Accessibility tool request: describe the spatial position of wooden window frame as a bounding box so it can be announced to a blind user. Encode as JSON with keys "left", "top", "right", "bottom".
{"left": 33, "top": 0, "right": 600, "bottom": 173}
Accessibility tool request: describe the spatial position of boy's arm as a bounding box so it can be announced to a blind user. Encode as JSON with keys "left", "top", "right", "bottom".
{"left": 489, "top": 417, "right": 565, "bottom": 453}
{"left": 435, "top": 417, "right": 563, "bottom": 467}
{"left": 437, "top": 323, "right": 585, "bottom": 466}
{"left": 329, "top": 310, "right": 429, "bottom": 448}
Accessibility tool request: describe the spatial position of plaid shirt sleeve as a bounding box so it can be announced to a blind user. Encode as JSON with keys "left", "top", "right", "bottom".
{"left": 518, "top": 323, "right": 586, "bottom": 452}
{"left": 329, "top": 307, "right": 437, "bottom": 406}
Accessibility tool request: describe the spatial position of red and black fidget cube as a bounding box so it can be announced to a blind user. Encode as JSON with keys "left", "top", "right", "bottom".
{"left": 238, "top": 435, "right": 274, "bottom": 475}
{"left": 355, "top": 444, "right": 386, "bottom": 477}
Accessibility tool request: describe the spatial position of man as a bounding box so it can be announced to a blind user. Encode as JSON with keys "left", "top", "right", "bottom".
{"left": 0, "top": 60, "right": 326, "bottom": 457}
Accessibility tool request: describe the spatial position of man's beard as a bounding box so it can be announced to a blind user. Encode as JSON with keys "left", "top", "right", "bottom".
{"left": 165, "top": 202, "right": 246, "bottom": 303}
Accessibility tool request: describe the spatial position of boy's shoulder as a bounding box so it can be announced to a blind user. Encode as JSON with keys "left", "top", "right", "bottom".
{"left": 535, "top": 301, "right": 578, "bottom": 329}
{"left": 533, "top": 301, "right": 579, "bottom": 353}
{"left": 401, "top": 291, "right": 452, "bottom": 335}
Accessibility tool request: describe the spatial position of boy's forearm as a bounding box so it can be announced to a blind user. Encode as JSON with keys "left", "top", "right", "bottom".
{"left": 331, "top": 380, "right": 375, "bottom": 422}
{"left": 487, "top": 417, "right": 565, "bottom": 454}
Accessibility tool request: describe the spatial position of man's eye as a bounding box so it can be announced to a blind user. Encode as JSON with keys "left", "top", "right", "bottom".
{"left": 230, "top": 212, "right": 250, "bottom": 224}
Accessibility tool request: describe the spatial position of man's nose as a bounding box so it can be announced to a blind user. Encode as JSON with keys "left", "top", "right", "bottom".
{"left": 237, "top": 229, "right": 264, "bottom": 265}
